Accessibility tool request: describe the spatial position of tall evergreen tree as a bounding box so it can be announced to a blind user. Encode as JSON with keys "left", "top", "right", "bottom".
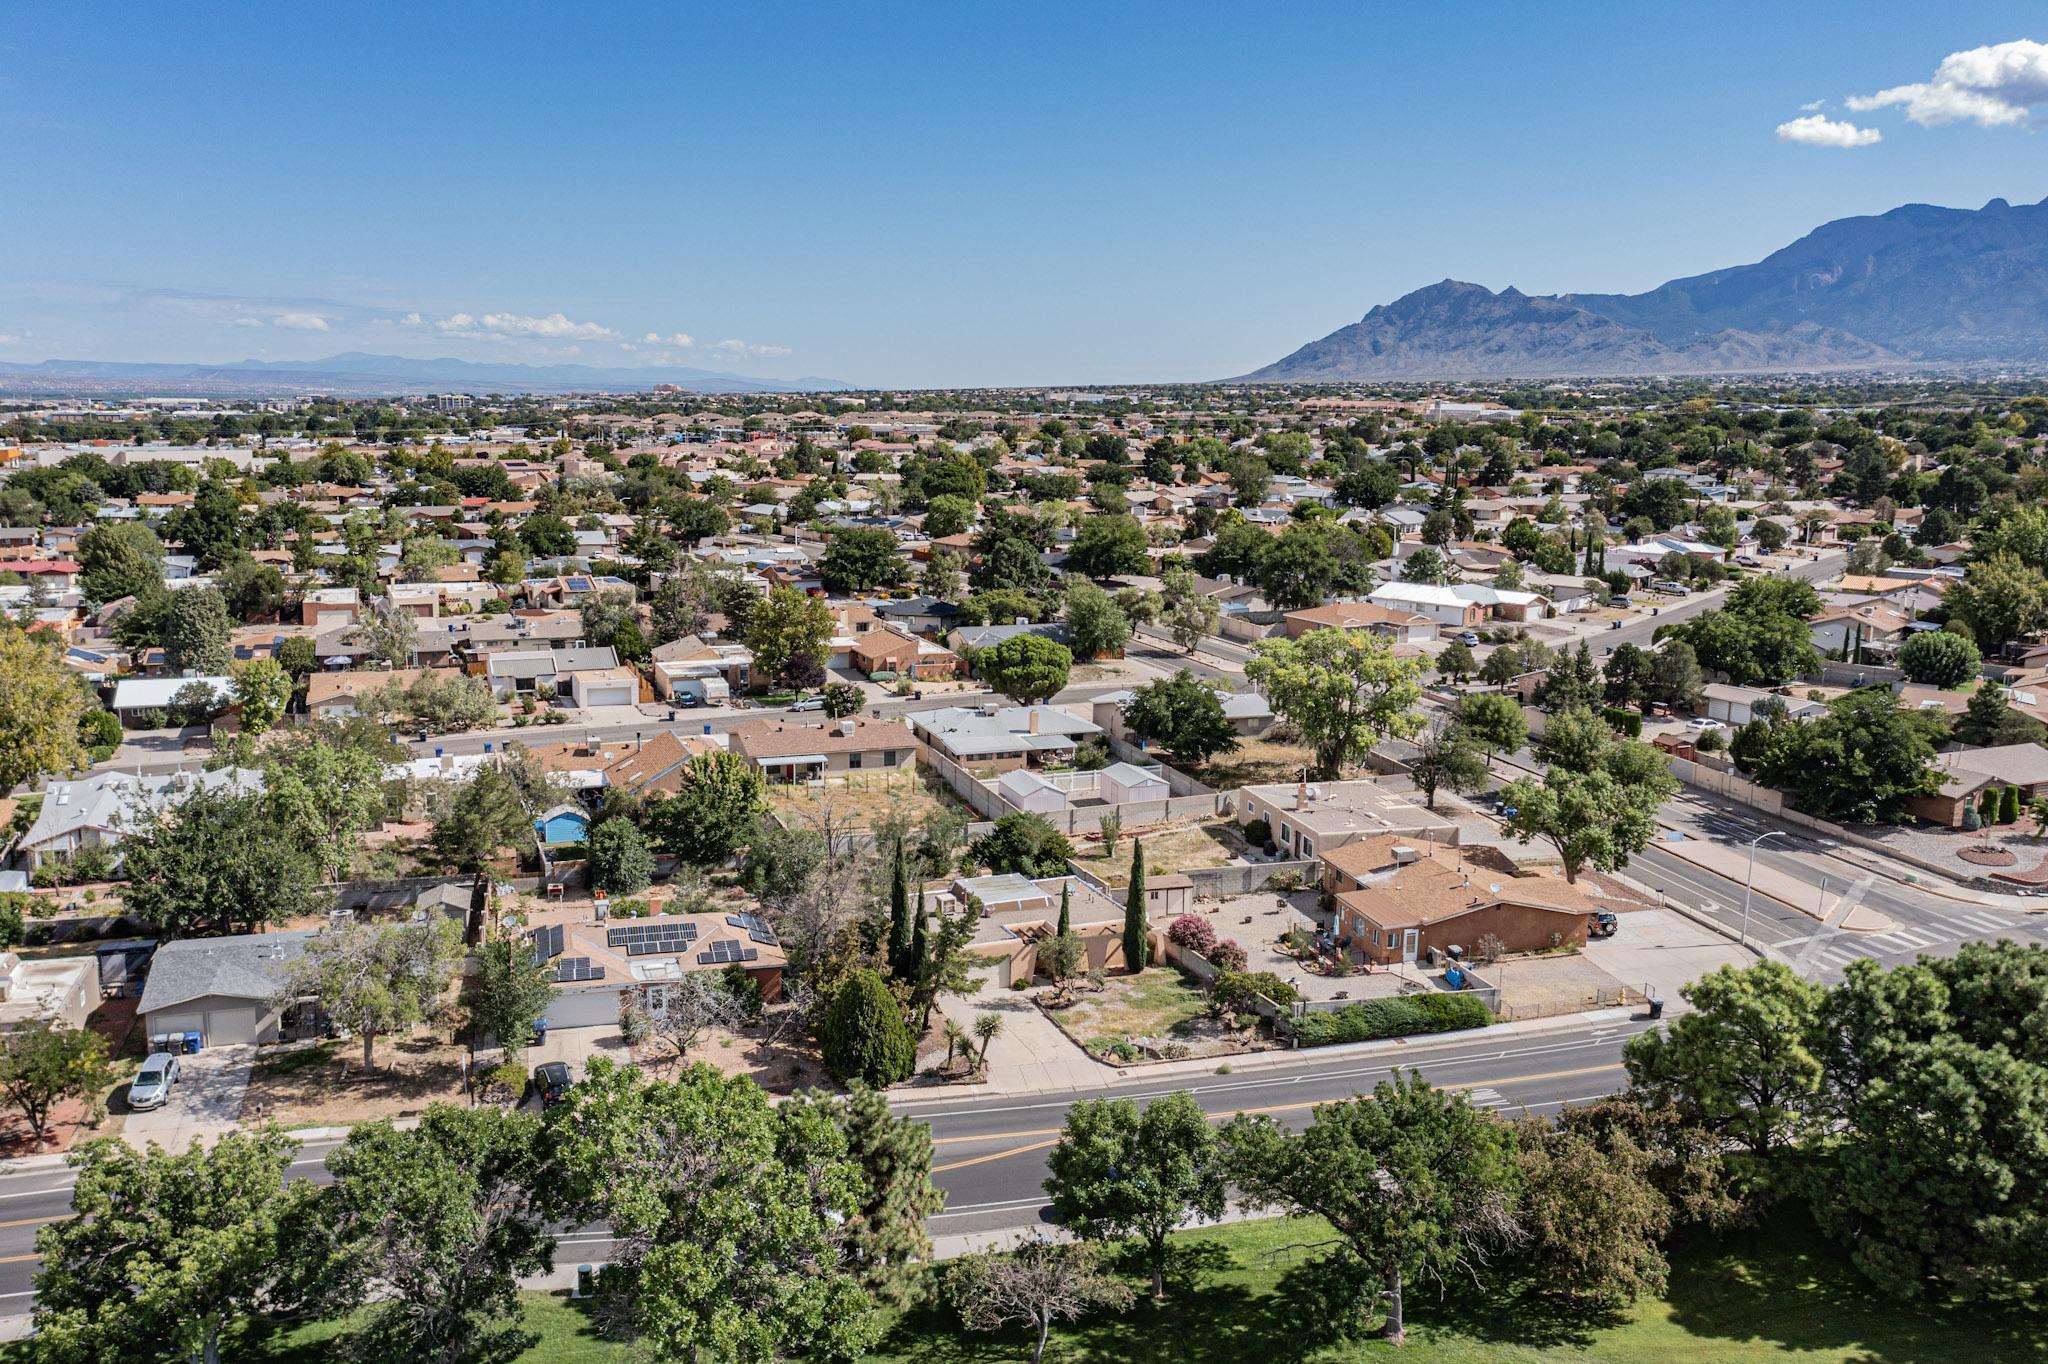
{"left": 907, "top": 894, "right": 930, "bottom": 1004}
{"left": 887, "top": 838, "right": 914, "bottom": 979}
{"left": 1057, "top": 881, "right": 1071, "bottom": 936}
{"left": 1122, "top": 839, "right": 1149, "bottom": 973}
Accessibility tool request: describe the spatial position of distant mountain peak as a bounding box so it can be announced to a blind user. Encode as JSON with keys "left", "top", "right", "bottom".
{"left": 1240, "top": 193, "right": 2048, "bottom": 380}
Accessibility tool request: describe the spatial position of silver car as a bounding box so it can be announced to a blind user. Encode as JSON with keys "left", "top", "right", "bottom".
{"left": 128, "top": 1053, "right": 180, "bottom": 1110}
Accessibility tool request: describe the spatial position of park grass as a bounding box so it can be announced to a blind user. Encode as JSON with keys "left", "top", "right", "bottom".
{"left": 23, "top": 1210, "right": 2034, "bottom": 1364}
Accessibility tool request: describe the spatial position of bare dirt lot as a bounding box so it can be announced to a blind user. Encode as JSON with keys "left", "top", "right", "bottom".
{"left": 240, "top": 1031, "right": 468, "bottom": 1127}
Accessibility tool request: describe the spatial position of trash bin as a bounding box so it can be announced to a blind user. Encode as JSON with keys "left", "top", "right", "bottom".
{"left": 575, "top": 1264, "right": 595, "bottom": 1298}
{"left": 183, "top": 1030, "right": 203, "bottom": 1053}
{"left": 1647, "top": 997, "right": 1665, "bottom": 1020}
{"left": 150, "top": 1032, "right": 170, "bottom": 1054}
{"left": 532, "top": 1018, "right": 550, "bottom": 1047}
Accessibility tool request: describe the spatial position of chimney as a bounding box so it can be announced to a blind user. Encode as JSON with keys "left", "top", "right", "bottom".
{"left": 1297, "top": 778, "right": 1308, "bottom": 809}
{"left": 1029, "top": 709, "right": 1040, "bottom": 734}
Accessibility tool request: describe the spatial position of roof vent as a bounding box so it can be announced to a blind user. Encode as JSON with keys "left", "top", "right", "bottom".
{"left": 839, "top": 718, "right": 856, "bottom": 736}
{"left": 1390, "top": 845, "right": 1418, "bottom": 865}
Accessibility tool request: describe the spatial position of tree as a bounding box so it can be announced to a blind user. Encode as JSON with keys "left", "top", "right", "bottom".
{"left": 1499, "top": 765, "right": 1671, "bottom": 882}
{"left": 820, "top": 527, "right": 907, "bottom": 594}
{"left": 1533, "top": 640, "right": 1600, "bottom": 712}
{"left": 1623, "top": 960, "right": 1824, "bottom": 1158}
{"left": 519, "top": 512, "right": 577, "bottom": 558}
{"left": 1244, "top": 629, "right": 1424, "bottom": 779}
{"left": 1942, "top": 552, "right": 2046, "bottom": 654}
{"left": 584, "top": 816, "right": 654, "bottom": 895}
{"left": 1511, "top": 1109, "right": 1674, "bottom": 1308}
{"left": 1898, "top": 630, "right": 1982, "bottom": 688}
{"left": 1755, "top": 518, "right": 1789, "bottom": 553}
{"left": 468, "top": 933, "right": 554, "bottom": 1058}
{"left": 0, "top": 1024, "right": 111, "bottom": 1147}
{"left": 1044, "top": 1092, "right": 1225, "bottom": 1300}
{"left": 164, "top": 584, "right": 233, "bottom": 673}
{"left": 745, "top": 585, "right": 834, "bottom": 689}
{"left": 979, "top": 633, "right": 1072, "bottom": 706}
{"left": 0, "top": 628, "right": 86, "bottom": 789}
{"left": 540, "top": 1059, "right": 884, "bottom": 1361}
{"left": 1122, "top": 839, "right": 1149, "bottom": 973}
{"left": 820, "top": 969, "right": 916, "bottom": 1087}
{"left": 286, "top": 918, "right": 462, "bottom": 1072}
{"left": 644, "top": 972, "right": 752, "bottom": 1067}
{"left": 360, "top": 605, "right": 421, "bottom": 671}
{"left": 1646, "top": 640, "right": 1706, "bottom": 709}
{"left": 969, "top": 813, "right": 1074, "bottom": 877}
{"left": 1256, "top": 527, "right": 1339, "bottom": 610}
{"left": 1954, "top": 682, "right": 2045, "bottom": 747}
{"left": 578, "top": 588, "right": 636, "bottom": 649}
{"left": 229, "top": 657, "right": 291, "bottom": 735}
{"left": 1450, "top": 691, "right": 1527, "bottom": 767}
{"left": 1409, "top": 718, "right": 1487, "bottom": 810}
{"left": 1746, "top": 687, "right": 1944, "bottom": 822}
{"left": 1159, "top": 565, "right": 1219, "bottom": 653}
{"left": 920, "top": 546, "right": 965, "bottom": 602}
{"left": 34, "top": 1132, "right": 313, "bottom": 1364}
{"left": 76, "top": 521, "right": 164, "bottom": 605}
{"left": 784, "top": 1084, "right": 945, "bottom": 1303}
{"left": 1398, "top": 546, "right": 1451, "bottom": 584}
{"left": 1223, "top": 1073, "right": 1522, "bottom": 1343}
{"left": 907, "top": 895, "right": 982, "bottom": 1031}
{"left": 948, "top": 1238, "right": 1134, "bottom": 1364}
{"left": 1065, "top": 514, "right": 1149, "bottom": 579}
{"left": 431, "top": 763, "right": 538, "bottom": 873}
{"left": 922, "top": 494, "right": 976, "bottom": 539}
{"left": 274, "top": 634, "right": 319, "bottom": 680}
{"left": 1120, "top": 670, "right": 1239, "bottom": 768}
{"left": 822, "top": 681, "right": 864, "bottom": 718}
{"left": 1601, "top": 641, "right": 1651, "bottom": 708}
{"left": 216, "top": 554, "right": 287, "bottom": 622}
{"left": 647, "top": 751, "right": 767, "bottom": 866}
{"left": 1434, "top": 639, "right": 1477, "bottom": 683}
{"left": 318, "top": 1105, "right": 555, "bottom": 1364}
{"left": 1061, "top": 581, "right": 1130, "bottom": 660}
{"left": 648, "top": 564, "right": 714, "bottom": 645}
{"left": 122, "top": 785, "right": 325, "bottom": 938}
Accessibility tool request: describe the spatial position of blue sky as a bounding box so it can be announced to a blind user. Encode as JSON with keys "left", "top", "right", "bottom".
{"left": 3, "top": 3, "right": 2043, "bottom": 387}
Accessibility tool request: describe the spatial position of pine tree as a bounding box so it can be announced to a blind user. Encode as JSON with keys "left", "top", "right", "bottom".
{"left": 908, "top": 894, "right": 930, "bottom": 1001}
{"left": 1057, "top": 880, "right": 1071, "bottom": 936}
{"left": 1122, "top": 839, "right": 1149, "bottom": 973}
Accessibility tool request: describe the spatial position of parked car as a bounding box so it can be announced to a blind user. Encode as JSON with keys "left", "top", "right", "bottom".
{"left": 786, "top": 695, "right": 825, "bottom": 713}
{"left": 1685, "top": 717, "right": 1726, "bottom": 732}
{"left": 1609, "top": 595, "right": 1633, "bottom": 609}
{"left": 128, "top": 1053, "right": 181, "bottom": 1110}
{"left": 1734, "top": 553, "right": 1762, "bottom": 567}
{"left": 1456, "top": 631, "right": 1482, "bottom": 647}
{"left": 531, "top": 1061, "right": 572, "bottom": 1107}
{"left": 675, "top": 692, "right": 701, "bottom": 709}
{"left": 1649, "top": 578, "right": 1690, "bottom": 595}
{"left": 1589, "top": 911, "right": 1618, "bottom": 939}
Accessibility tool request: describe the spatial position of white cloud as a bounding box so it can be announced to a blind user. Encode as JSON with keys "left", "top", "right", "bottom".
{"left": 435, "top": 310, "right": 618, "bottom": 341}
{"left": 642, "top": 331, "right": 695, "bottom": 347}
{"left": 231, "top": 317, "right": 266, "bottom": 328}
{"left": 399, "top": 311, "right": 423, "bottom": 326}
{"left": 1775, "top": 114, "right": 1883, "bottom": 148}
{"left": 1800, "top": 98, "right": 1826, "bottom": 112}
{"left": 1846, "top": 38, "right": 2048, "bottom": 127}
{"left": 273, "top": 312, "right": 332, "bottom": 331}
{"left": 0, "top": 333, "right": 22, "bottom": 347}
{"left": 712, "top": 338, "right": 791, "bottom": 358}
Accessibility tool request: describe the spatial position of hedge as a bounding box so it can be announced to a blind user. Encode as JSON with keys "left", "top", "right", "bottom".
{"left": 1601, "top": 706, "right": 1642, "bottom": 738}
{"left": 1292, "top": 991, "right": 1491, "bottom": 1047}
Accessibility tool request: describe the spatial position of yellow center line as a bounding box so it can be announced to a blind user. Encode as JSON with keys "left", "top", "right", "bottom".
{"left": 0, "top": 1214, "right": 69, "bottom": 1231}
{"left": 0, "top": 1253, "right": 38, "bottom": 1265}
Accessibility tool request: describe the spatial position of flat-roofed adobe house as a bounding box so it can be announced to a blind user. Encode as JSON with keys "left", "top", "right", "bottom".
{"left": 1283, "top": 600, "right": 1439, "bottom": 644}
{"left": 1232, "top": 779, "right": 1459, "bottom": 860}
{"left": 1320, "top": 836, "right": 1642, "bottom": 967}
{"left": 942, "top": 873, "right": 1142, "bottom": 986}
{"left": 850, "top": 626, "right": 964, "bottom": 680}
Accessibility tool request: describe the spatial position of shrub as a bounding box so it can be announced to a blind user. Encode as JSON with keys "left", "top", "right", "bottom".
{"left": 1962, "top": 803, "right": 1983, "bottom": 832}
{"left": 1207, "top": 939, "right": 1248, "bottom": 972}
{"left": 820, "top": 969, "right": 915, "bottom": 1086}
{"left": 1268, "top": 869, "right": 1303, "bottom": 892}
{"left": 1211, "top": 969, "right": 1298, "bottom": 1013}
{"left": 2003, "top": 784, "right": 2022, "bottom": 825}
{"left": 1242, "top": 817, "right": 1271, "bottom": 847}
{"left": 1292, "top": 992, "right": 1492, "bottom": 1047}
{"left": 1694, "top": 726, "right": 1727, "bottom": 753}
{"left": 1166, "top": 914, "right": 1216, "bottom": 955}
{"left": 1601, "top": 706, "right": 1642, "bottom": 738}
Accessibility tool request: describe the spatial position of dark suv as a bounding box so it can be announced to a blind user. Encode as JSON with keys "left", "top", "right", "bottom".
{"left": 1588, "top": 912, "right": 1618, "bottom": 939}
{"left": 531, "top": 1061, "right": 572, "bottom": 1107}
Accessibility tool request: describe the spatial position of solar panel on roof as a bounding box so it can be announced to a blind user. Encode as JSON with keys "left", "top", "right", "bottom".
{"left": 742, "top": 948, "right": 759, "bottom": 962}
{"left": 697, "top": 940, "right": 745, "bottom": 965}
{"left": 529, "top": 923, "right": 564, "bottom": 964}
{"left": 747, "top": 926, "right": 780, "bottom": 947}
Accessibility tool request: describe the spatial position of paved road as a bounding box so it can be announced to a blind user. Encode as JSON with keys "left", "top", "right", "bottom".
{"left": 1580, "top": 549, "right": 1848, "bottom": 653}
{"left": 0, "top": 1018, "right": 1653, "bottom": 1304}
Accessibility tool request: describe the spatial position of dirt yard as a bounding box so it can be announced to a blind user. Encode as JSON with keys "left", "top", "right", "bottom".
{"left": 0, "top": 995, "right": 140, "bottom": 1156}
{"left": 1490, "top": 950, "right": 1635, "bottom": 1020}
{"left": 1195, "top": 735, "right": 1320, "bottom": 791}
{"left": 764, "top": 767, "right": 969, "bottom": 832}
{"left": 1077, "top": 820, "right": 1247, "bottom": 886}
{"left": 626, "top": 1015, "right": 831, "bottom": 1093}
{"left": 1039, "top": 966, "right": 1276, "bottom": 1062}
{"left": 239, "top": 1031, "right": 468, "bottom": 1127}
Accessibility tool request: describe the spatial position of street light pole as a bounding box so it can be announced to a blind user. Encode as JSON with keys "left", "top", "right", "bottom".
{"left": 1741, "top": 830, "right": 1790, "bottom": 948}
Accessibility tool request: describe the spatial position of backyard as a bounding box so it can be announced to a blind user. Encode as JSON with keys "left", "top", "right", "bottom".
{"left": 1194, "top": 735, "right": 1320, "bottom": 791}
{"left": 1079, "top": 820, "right": 1248, "bottom": 887}
{"left": 763, "top": 766, "right": 971, "bottom": 832}
{"left": 215, "top": 1211, "right": 2044, "bottom": 1364}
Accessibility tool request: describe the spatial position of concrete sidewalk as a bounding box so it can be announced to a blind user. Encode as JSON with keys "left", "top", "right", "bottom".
{"left": 1652, "top": 831, "right": 1896, "bottom": 931}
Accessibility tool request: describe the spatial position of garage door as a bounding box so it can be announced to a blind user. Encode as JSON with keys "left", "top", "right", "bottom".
{"left": 203, "top": 1008, "right": 260, "bottom": 1047}
{"left": 152, "top": 1012, "right": 204, "bottom": 1043}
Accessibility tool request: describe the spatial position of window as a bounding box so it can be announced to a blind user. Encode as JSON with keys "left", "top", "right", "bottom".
{"left": 1298, "top": 837, "right": 1313, "bottom": 858}
{"left": 849, "top": 752, "right": 863, "bottom": 770}
{"left": 1278, "top": 825, "right": 1292, "bottom": 845}
{"left": 883, "top": 749, "right": 900, "bottom": 767}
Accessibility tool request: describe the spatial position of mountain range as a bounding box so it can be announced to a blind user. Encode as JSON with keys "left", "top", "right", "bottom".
{"left": 1240, "top": 195, "right": 2048, "bottom": 380}
{"left": 0, "top": 352, "right": 852, "bottom": 398}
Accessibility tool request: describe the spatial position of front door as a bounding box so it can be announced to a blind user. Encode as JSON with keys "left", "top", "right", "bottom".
{"left": 1402, "top": 930, "right": 1419, "bottom": 963}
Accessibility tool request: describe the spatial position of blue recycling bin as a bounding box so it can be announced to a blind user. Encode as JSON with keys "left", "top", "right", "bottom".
{"left": 182, "top": 1031, "right": 202, "bottom": 1054}
{"left": 532, "top": 1018, "right": 550, "bottom": 1046}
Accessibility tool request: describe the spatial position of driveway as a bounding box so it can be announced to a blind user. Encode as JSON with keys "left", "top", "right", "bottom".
{"left": 122, "top": 1046, "right": 254, "bottom": 1152}
{"left": 1590, "top": 908, "right": 1749, "bottom": 1010}
{"left": 936, "top": 966, "right": 1101, "bottom": 1094}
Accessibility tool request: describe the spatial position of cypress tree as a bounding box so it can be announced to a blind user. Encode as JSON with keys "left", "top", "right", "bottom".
{"left": 1122, "top": 838, "right": 1149, "bottom": 973}
{"left": 908, "top": 892, "right": 930, "bottom": 999}
{"left": 2002, "top": 784, "right": 2022, "bottom": 825}
{"left": 888, "top": 837, "right": 913, "bottom": 977}
{"left": 1057, "top": 880, "right": 1071, "bottom": 936}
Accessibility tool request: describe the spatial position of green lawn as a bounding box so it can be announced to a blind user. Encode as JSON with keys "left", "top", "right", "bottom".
{"left": 167, "top": 1210, "right": 2041, "bottom": 1364}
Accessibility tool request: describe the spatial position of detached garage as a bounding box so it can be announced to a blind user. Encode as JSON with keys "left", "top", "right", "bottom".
{"left": 138, "top": 930, "right": 317, "bottom": 1049}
